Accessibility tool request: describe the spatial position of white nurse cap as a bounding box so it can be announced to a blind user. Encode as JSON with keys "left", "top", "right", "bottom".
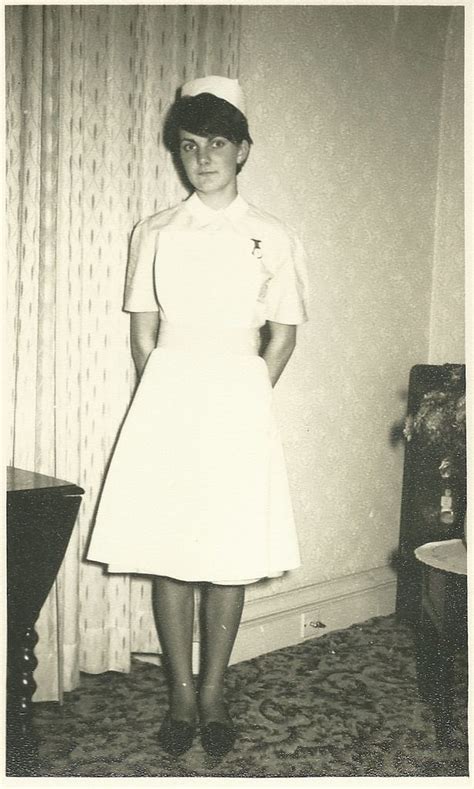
{"left": 181, "top": 75, "right": 246, "bottom": 115}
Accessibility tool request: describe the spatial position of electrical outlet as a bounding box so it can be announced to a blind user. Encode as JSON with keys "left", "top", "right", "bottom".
{"left": 300, "top": 612, "right": 327, "bottom": 639}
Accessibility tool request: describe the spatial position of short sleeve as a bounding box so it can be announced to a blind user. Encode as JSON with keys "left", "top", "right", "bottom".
{"left": 265, "top": 232, "right": 309, "bottom": 324}
{"left": 122, "top": 220, "right": 159, "bottom": 312}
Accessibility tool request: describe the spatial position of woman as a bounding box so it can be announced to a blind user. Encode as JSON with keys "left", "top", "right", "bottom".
{"left": 87, "top": 75, "right": 309, "bottom": 758}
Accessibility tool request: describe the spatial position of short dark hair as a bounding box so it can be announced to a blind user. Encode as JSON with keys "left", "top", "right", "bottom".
{"left": 164, "top": 92, "right": 253, "bottom": 155}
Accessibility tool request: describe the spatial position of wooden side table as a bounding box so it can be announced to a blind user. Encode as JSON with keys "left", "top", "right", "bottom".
{"left": 6, "top": 466, "right": 84, "bottom": 776}
{"left": 414, "top": 539, "right": 467, "bottom": 746}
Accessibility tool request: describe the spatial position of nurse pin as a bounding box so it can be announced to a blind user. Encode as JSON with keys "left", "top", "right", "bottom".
{"left": 251, "top": 238, "right": 263, "bottom": 259}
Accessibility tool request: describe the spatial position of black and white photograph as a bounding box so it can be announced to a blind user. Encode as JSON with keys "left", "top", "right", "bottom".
{"left": 4, "top": 0, "right": 469, "bottom": 782}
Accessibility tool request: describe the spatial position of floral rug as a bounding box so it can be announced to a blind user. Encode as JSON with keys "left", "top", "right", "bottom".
{"left": 22, "top": 614, "right": 469, "bottom": 778}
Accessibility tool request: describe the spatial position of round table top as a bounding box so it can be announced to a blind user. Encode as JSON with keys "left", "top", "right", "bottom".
{"left": 414, "top": 538, "right": 467, "bottom": 575}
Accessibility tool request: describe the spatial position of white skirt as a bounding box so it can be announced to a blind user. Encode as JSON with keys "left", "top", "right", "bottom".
{"left": 87, "top": 323, "right": 301, "bottom": 583}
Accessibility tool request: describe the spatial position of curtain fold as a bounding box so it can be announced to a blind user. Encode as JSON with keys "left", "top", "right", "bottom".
{"left": 6, "top": 4, "right": 242, "bottom": 702}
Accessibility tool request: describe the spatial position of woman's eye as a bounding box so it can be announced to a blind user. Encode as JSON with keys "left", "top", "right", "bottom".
{"left": 181, "top": 143, "right": 195, "bottom": 153}
{"left": 211, "top": 138, "right": 226, "bottom": 148}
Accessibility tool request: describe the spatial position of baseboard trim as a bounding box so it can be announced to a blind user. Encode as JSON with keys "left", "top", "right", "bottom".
{"left": 134, "top": 565, "right": 397, "bottom": 673}
{"left": 229, "top": 565, "right": 397, "bottom": 666}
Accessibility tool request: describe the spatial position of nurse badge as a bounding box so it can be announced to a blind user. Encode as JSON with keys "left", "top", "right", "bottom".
{"left": 251, "top": 239, "right": 263, "bottom": 259}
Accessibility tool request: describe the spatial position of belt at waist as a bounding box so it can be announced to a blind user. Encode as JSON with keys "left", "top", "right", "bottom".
{"left": 155, "top": 322, "right": 260, "bottom": 356}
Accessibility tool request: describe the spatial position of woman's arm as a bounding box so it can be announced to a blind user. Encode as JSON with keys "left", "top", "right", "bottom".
{"left": 262, "top": 321, "right": 297, "bottom": 387}
{"left": 130, "top": 312, "right": 160, "bottom": 378}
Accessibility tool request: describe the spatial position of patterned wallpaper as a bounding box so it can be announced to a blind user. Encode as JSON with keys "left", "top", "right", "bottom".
{"left": 238, "top": 5, "right": 456, "bottom": 601}
{"left": 429, "top": 8, "right": 465, "bottom": 364}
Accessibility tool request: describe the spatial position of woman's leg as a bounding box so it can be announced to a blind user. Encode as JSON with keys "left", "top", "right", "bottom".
{"left": 152, "top": 576, "right": 197, "bottom": 723}
{"left": 198, "top": 583, "right": 245, "bottom": 724}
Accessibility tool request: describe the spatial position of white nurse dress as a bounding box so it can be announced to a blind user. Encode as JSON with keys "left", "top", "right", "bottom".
{"left": 87, "top": 192, "right": 309, "bottom": 584}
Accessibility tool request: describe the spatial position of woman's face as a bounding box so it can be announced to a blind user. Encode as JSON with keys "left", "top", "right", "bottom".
{"left": 178, "top": 130, "right": 249, "bottom": 204}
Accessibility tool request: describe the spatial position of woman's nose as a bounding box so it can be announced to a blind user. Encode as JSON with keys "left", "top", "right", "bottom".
{"left": 197, "top": 145, "right": 211, "bottom": 164}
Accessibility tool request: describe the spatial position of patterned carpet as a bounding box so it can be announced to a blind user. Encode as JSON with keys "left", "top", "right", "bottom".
{"left": 23, "top": 614, "right": 469, "bottom": 778}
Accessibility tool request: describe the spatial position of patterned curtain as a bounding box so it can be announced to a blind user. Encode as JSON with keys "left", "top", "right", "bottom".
{"left": 6, "top": 4, "right": 241, "bottom": 702}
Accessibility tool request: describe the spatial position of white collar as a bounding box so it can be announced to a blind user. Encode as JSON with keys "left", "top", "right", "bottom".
{"left": 185, "top": 192, "right": 249, "bottom": 225}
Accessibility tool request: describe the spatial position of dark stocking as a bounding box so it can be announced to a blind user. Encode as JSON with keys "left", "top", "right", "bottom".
{"left": 152, "top": 576, "right": 197, "bottom": 723}
{"left": 198, "top": 583, "right": 245, "bottom": 724}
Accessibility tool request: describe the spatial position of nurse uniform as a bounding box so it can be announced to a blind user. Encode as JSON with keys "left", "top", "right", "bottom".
{"left": 87, "top": 190, "right": 309, "bottom": 584}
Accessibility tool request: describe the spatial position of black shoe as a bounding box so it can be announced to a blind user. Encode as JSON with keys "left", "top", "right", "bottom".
{"left": 201, "top": 720, "right": 236, "bottom": 758}
{"left": 158, "top": 713, "right": 196, "bottom": 757}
